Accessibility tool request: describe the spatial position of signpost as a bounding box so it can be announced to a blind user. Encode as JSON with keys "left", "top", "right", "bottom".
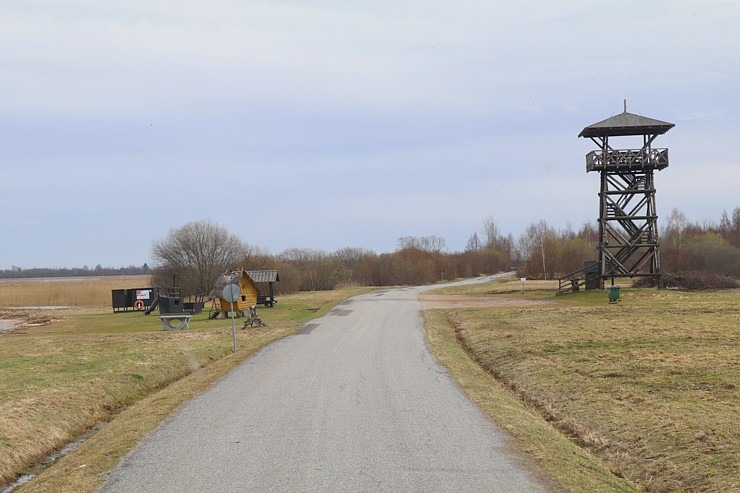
{"left": 223, "top": 284, "right": 241, "bottom": 353}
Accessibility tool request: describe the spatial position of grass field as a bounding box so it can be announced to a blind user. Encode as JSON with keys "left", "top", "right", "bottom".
{"left": 425, "top": 277, "right": 739, "bottom": 493}
{"left": 0, "top": 277, "right": 373, "bottom": 491}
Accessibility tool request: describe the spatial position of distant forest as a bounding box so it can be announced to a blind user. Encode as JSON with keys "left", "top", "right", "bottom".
{"left": 0, "top": 264, "right": 151, "bottom": 279}
{"left": 4, "top": 206, "right": 739, "bottom": 291}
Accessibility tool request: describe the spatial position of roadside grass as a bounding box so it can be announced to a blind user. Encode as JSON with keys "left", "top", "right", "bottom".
{"left": 425, "top": 278, "right": 740, "bottom": 493}
{"left": 1, "top": 285, "right": 372, "bottom": 492}
{"left": 424, "top": 310, "right": 636, "bottom": 493}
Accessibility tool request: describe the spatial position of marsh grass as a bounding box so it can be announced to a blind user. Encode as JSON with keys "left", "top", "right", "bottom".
{"left": 1, "top": 281, "right": 372, "bottom": 491}
{"left": 427, "top": 278, "right": 739, "bottom": 492}
{"left": 0, "top": 275, "right": 151, "bottom": 307}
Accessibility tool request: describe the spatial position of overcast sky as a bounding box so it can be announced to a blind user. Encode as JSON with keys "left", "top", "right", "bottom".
{"left": 2, "top": 0, "right": 738, "bottom": 269}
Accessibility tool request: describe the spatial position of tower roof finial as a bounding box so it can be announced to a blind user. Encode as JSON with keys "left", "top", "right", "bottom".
{"left": 624, "top": 99, "right": 627, "bottom": 113}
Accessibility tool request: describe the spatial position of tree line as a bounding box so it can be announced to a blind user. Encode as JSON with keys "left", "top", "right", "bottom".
{"left": 147, "top": 222, "right": 509, "bottom": 295}
{"left": 661, "top": 207, "right": 740, "bottom": 276}
{"left": 480, "top": 207, "right": 740, "bottom": 281}
{"left": 147, "top": 221, "right": 515, "bottom": 296}
{"left": 0, "top": 264, "right": 151, "bottom": 279}
{"left": 6, "top": 207, "right": 738, "bottom": 293}
{"left": 149, "top": 208, "right": 740, "bottom": 296}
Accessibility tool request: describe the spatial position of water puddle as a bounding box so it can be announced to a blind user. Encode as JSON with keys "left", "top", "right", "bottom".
{"left": 1, "top": 427, "right": 100, "bottom": 493}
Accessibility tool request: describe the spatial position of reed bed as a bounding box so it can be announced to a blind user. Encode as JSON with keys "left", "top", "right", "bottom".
{"left": 0, "top": 276, "right": 151, "bottom": 307}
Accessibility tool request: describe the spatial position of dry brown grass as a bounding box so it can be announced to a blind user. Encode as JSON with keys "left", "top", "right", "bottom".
{"left": 424, "top": 309, "right": 637, "bottom": 493}
{"left": 13, "top": 322, "right": 302, "bottom": 493}
{"left": 427, "top": 278, "right": 740, "bottom": 493}
{"left": 0, "top": 275, "right": 150, "bottom": 307}
{"left": 1, "top": 280, "right": 372, "bottom": 491}
{"left": 0, "top": 319, "right": 234, "bottom": 487}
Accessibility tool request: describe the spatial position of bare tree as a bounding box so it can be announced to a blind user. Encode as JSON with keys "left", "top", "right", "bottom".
{"left": 465, "top": 232, "right": 481, "bottom": 252}
{"left": 151, "top": 220, "right": 251, "bottom": 294}
{"left": 335, "top": 247, "right": 377, "bottom": 286}
{"left": 397, "top": 236, "right": 420, "bottom": 250}
{"left": 665, "top": 207, "right": 689, "bottom": 269}
{"left": 579, "top": 221, "right": 598, "bottom": 251}
{"left": 666, "top": 208, "right": 689, "bottom": 249}
{"left": 729, "top": 207, "right": 740, "bottom": 247}
{"left": 398, "top": 235, "right": 447, "bottom": 253}
{"left": 516, "top": 220, "right": 556, "bottom": 279}
{"left": 481, "top": 215, "right": 501, "bottom": 250}
{"left": 279, "top": 248, "right": 341, "bottom": 291}
{"left": 419, "top": 235, "right": 447, "bottom": 253}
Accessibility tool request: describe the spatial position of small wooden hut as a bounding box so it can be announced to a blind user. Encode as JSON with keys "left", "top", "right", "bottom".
{"left": 208, "top": 269, "right": 279, "bottom": 317}
{"left": 209, "top": 269, "right": 258, "bottom": 314}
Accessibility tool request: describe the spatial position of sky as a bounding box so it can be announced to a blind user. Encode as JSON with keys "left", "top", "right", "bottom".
{"left": 1, "top": 0, "right": 739, "bottom": 269}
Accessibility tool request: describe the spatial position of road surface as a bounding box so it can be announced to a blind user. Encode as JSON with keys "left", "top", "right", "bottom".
{"left": 101, "top": 277, "right": 551, "bottom": 492}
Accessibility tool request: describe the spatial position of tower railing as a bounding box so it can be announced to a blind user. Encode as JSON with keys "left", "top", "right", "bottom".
{"left": 586, "top": 148, "right": 669, "bottom": 172}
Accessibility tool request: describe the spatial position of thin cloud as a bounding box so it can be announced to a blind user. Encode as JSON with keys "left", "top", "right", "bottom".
{"left": 1, "top": 0, "right": 738, "bottom": 268}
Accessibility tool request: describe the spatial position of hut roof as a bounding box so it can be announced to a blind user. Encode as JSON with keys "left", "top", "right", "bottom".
{"left": 208, "top": 271, "right": 243, "bottom": 300}
{"left": 579, "top": 110, "right": 674, "bottom": 138}
{"left": 208, "top": 270, "right": 279, "bottom": 300}
{"left": 246, "top": 270, "right": 279, "bottom": 283}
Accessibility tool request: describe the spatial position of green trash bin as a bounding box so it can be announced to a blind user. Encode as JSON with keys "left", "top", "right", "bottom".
{"left": 607, "top": 285, "right": 620, "bottom": 303}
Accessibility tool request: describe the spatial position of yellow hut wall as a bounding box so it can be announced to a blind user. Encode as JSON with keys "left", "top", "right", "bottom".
{"left": 217, "top": 275, "right": 258, "bottom": 311}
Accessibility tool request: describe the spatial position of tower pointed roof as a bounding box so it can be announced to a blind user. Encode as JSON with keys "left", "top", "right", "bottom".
{"left": 579, "top": 108, "right": 674, "bottom": 138}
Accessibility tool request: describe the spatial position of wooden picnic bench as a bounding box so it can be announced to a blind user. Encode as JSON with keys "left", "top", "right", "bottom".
{"left": 159, "top": 314, "right": 192, "bottom": 331}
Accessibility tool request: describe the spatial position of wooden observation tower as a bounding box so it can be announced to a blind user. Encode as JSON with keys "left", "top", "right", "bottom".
{"left": 579, "top": 103, "right": 674, "bottom": 287}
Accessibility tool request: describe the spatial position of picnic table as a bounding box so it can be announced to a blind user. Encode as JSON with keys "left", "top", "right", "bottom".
{"left": 159, "top": 314, "right": 192, "bottom": 331}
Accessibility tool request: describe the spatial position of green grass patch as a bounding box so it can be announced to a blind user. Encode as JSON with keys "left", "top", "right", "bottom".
{"left": 424, "top": 278, "right": 740, "bottom": 493}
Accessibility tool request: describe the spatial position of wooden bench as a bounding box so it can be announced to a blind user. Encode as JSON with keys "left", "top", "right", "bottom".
{"left": 159, "top": 314, "right": 192, "bottom": 331}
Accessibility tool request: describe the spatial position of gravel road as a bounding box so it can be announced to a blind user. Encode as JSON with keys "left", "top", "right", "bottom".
{"left": 100, "top": 277, "right": 550, "bottom": 492}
